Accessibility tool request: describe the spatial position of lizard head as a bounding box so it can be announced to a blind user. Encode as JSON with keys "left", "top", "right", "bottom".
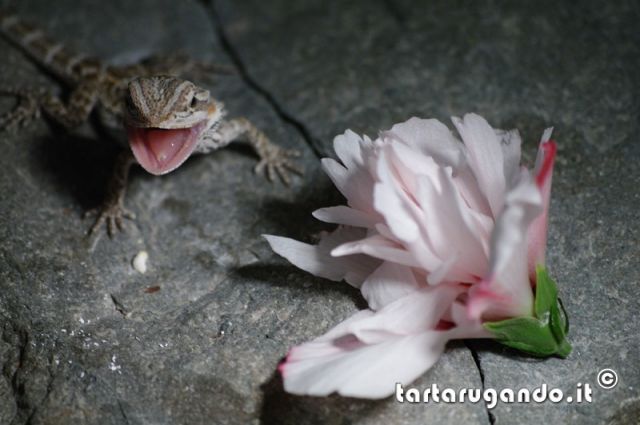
{"left": 124, "top": 76, "right": 223, "bottom": 175}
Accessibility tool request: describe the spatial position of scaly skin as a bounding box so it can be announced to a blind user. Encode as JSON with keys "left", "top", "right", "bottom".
{"left": 0, "top": 10, "right": 302, "bottom": 242}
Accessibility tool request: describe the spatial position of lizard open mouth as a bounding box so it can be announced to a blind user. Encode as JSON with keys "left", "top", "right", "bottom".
{"left": 127, "top": 121, "right": 208, "bottom": 175}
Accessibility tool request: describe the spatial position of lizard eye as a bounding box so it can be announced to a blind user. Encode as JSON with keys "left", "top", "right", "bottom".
{"left": 190, "top": 91, "right": 210, "bottom": 108}
{"left": 125, "top": 96, "right": 138, "bottom": 115}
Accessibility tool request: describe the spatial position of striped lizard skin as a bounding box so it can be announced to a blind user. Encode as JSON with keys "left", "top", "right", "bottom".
{"left": 0, "top": 9, "right": 302, "bottom": 239}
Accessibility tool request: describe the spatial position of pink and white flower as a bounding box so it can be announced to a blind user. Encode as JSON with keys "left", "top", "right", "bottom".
{"left": 265, "top": 113, "right": 557, "bottom": 398}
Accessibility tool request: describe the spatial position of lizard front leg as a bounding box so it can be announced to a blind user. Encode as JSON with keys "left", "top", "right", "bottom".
{"left": 199, "top": 117, "right": 303, "bottom": 185}
{"left": 0, "top": 87, "right": 42, "bottom": 131}
{"left": 40, "top": 82, "right": 99, "bottom": 129}
{"left": 0, "top": 81, "right": 98, "bottom": 132}
{"left": 85, "top": 150, "right": 136, "bottom": 237}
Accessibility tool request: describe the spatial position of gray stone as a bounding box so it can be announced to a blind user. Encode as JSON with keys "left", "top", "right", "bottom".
{"left": 1, "top": 0, "right": 639, "bottom": 424}
{"left": 214, "top": 0, "right": 640, "bottom": 424}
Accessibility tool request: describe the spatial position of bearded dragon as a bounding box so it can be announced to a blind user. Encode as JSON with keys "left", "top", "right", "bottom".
{"left": 0, "top": 10, "right": 302, "bottom": 237}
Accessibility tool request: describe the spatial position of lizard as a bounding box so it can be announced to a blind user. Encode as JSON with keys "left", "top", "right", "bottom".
{"left": 0, "top": 9, "right": 302, "bottom": 238}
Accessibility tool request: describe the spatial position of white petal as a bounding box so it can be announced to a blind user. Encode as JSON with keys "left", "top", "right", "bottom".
{"left": 283, "top": 331, "right": 450, "bottom": 398}
{"left": 322, "top": 155, "right": 376, "bottom": 214}
{"left": 385, "top": 117, "right": 466, "bottom": 169}
{"left": 415, "top": 169, "right": 488, "bottom": 281}
{"left": 281, "top": 286, "right": 462, "bottom": 398}
{"left": 453, "top": 165, "right": 493, "bottom": 217}
{"left": 495, "top": 128, "right": 522, "bottom": 186}
{"left": 452, "top": 113, "right": 506, "bottom": 217}
{"left": 332, "top": 234, "right": 422, "bottom": 268}
{"left": 528, "top": 136, "right": 556, "bottom": 279}
{"left": 540, "top": 127, "right": 554, "bottom": 144}
{"left": 426, "top": 253, "right": 459, "bottom": 285}
{"left": 333, "top": 129, "right": 368, "bottom": 170}
{"left": 354, "top": 285, "right": 463, "bottom": 340}
{"left": 360, "top": 262, "right": 423, "bottom": 310}
{"left": 373, "top": 180, "right": 419, "bottom": 243}
{"left": 321, "top": 158, "right": 350, "bottom": 199}
{"left": 264, "top": 227, "right": 380, "bottom": 288}
{"left": 490, "top": 171, "right": 542, "bottom": 278}
{"left": 468, "top": 170, "right": 543, "bottom": 320}
{"left": 373, "top": 148, "right": 421, "bottom": 242}
{"left": 372, "top": 147, "right": 443, "bottom": 271}
{"left": 312, "top": 206, "right": 377, "bottom": 228}
{"left": 448, "top": 301, "right": 494, "bottom": 339}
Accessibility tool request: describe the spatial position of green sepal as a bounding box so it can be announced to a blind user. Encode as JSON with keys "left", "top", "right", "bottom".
{"left": 483, "top": 266, "right": 572, "bottom": 358}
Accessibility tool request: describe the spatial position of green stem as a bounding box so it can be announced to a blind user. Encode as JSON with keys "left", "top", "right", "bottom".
{"left": 556, "top": 339, "right": 572, "bottom": 358}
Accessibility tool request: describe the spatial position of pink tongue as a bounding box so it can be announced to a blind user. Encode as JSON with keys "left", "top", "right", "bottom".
{"left": 145, "top": 128, "right": 190, "bottom": 164}
{"left": 128, "top": 123, "right": 206, "bottom": 175}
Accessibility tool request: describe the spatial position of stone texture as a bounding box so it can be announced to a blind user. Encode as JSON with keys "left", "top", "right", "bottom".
{"left": 213, "top": 0, "right": 640, "bottom": 423}
{"left": 0, "top": 0, "right": 638, "bottom": 424}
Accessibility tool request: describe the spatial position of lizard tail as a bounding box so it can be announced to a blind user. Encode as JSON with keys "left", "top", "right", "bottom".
{"left": 0, "top": 9, "right": 93, "bottom": 83}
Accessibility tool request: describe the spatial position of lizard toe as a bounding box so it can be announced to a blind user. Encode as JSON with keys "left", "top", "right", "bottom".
{"left": 275, "top": 164, "right": 292, "bottom": 186}
{"left": 86, "top": 202, "right": 136, "bottom": 239}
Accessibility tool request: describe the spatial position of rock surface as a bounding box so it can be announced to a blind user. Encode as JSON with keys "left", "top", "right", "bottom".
{"left": 0, "top": 0, "right": 638, "bottom": 424}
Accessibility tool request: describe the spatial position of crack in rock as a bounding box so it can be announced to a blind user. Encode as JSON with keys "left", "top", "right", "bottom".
{"left": 200, "top": 0, "right": 323, "bottom": 159}
{"left": 110, "top": 294, "right": 128, "bottom": 317}
{"left": 466, "top": 342, "right": 496, "bottom": 425}
{"left": 2, "top": 323, "right": 32, "bottom": 424}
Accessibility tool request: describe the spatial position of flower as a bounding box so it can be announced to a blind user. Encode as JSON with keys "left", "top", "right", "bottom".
{"left": 265, "top": 113, "right": 566, "bottom": 399}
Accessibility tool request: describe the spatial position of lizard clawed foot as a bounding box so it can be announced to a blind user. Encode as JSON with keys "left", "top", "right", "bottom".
{"left": 85, "top": 200, "right": 136, "bottom": 238}
{"left": 0, "top": 87, "right": 43, "bottom": 132}
{"left": 254, "top": 145, "right": 303, "bottom": 186}
{"left": 84, "top": 151, "right": 136, "bottom": 243}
